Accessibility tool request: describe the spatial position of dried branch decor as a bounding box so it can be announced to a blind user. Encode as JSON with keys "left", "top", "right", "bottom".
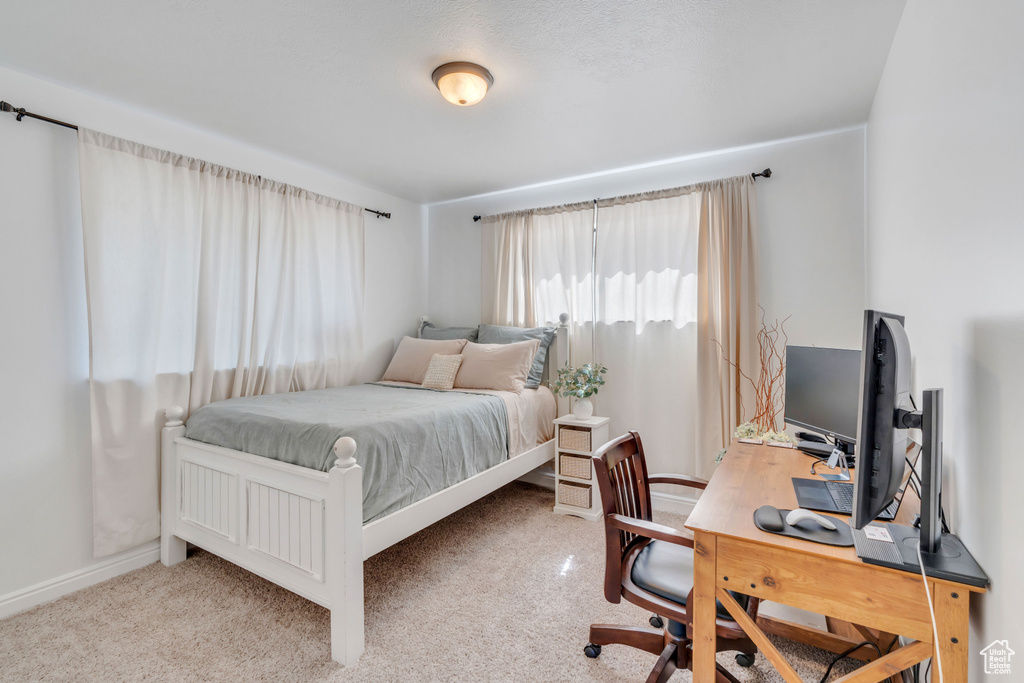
{"left": 713, "top": 307, "right": 791, "bottom": 438}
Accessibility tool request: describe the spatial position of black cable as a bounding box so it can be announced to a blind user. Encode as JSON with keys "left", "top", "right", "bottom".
{"left": 906, "top": 457, "right": 923, "bottom": 498}
{"left": 904, "top": 455, "right": 951, "bottom": 534}
{"left": 818, "top": 641, "right": 882, "bottom": 683}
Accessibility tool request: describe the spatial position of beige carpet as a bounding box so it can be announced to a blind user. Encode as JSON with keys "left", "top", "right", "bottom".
{"left": 1, "top": 482, "right": 860, "bottom": 682}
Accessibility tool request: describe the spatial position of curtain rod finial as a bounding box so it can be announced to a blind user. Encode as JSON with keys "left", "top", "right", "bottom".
{"left": 0, "top": 101, "right": 14, "bottom": 113}
{"left": 473, "top": 215, "right": 482, "bottom": 222}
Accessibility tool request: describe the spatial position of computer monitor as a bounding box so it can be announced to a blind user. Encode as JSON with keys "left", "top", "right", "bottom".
{"left": 784, "top": 346, "right": 861, "bottom": 450}
{"left": 851, "top": 311, "right": 912, "bottom": 527}
{"left": 849, "top": 310, "right": 988, "bottom": 587}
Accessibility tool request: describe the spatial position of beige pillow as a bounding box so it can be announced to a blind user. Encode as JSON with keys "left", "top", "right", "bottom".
{"left": 381, "top": 337, "right": 468, "bottom": 384}
{"left": 455, "top": 339, "right": 540, "bottom": 392}
{"left": 422, "top": 354, "right": 464, "bottom": 390}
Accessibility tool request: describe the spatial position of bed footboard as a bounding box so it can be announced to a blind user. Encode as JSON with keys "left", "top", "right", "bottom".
{"left": 159, "top": 408, "right": 365, "bottom": 667}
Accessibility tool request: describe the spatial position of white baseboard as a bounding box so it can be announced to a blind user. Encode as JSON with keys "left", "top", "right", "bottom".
{"left": 650, "top": 490, "right": 698, "bottom": 517}
{"left": 518, "top": 467, "right": 698, "bottom": 516}
{"left": 0, "top": 540, "right": 160, "bottom": 620}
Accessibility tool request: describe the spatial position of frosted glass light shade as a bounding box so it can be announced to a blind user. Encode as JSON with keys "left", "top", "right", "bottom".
{"left": 432, "top": 62, "right": 493, "bottom": 106}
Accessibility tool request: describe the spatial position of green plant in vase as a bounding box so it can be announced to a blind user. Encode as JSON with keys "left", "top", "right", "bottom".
{"left": 552, "top": 362, "right": 607, "bottom": 420}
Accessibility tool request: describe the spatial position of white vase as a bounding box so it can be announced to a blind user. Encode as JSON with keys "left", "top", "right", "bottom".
{"left": 573, "top": 397, "right": 594, "bottom": 420}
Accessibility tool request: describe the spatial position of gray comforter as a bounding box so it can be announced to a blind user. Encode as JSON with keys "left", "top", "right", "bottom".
{"left": 184, "top": 383, "right": 509, "bottom": 523}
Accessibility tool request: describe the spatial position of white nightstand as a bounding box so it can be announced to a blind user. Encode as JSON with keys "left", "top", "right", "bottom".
{"left": 552, "top": 415, "right": 610, "bottom": 521}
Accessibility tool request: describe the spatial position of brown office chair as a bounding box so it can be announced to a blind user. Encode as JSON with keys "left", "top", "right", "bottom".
{"left": 585, "top": 431, "right": 759, "bottom": 683}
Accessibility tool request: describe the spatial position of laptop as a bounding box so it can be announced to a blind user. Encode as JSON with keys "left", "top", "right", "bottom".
{"left": 792, "top": 442, "right": 918, "bottom": 521}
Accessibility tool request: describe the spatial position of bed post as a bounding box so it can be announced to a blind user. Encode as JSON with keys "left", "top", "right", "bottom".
{"left": 553, "top": 312, "right": 570, "bottom": 416}
{"left": 328, "top": 436, "right": 364, "bottom": 667}
{"left": 161, "top": 406, "right": 187, "bottom": 566}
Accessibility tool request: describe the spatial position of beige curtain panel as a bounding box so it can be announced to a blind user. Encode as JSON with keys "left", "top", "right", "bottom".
{"left": 78, "top": 129, "right": 364, "bottom": 556}
{"left": 489, "top": 211, "right": 536, "bottom": 328}
{"left": 696, "top": 176, "right": 760, "bottom": 473}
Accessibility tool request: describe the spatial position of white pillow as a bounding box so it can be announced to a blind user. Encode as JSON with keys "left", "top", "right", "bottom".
{"left": 455, "top": 339, "right": 540, "bottom": 392}
{"left": 381, "top": 337, "right": 468, "bottom": 384}
{"left": 422, "top": 354, "right": 464, "bottom": 390}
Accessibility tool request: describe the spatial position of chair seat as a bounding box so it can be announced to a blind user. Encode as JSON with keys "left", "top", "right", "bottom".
{"left": 630, "top": 540, "right": 749, "bottom": 621}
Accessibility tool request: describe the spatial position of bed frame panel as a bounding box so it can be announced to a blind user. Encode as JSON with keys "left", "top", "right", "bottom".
{"left": 160, "top": 319, "right": 568, "bottom": 666}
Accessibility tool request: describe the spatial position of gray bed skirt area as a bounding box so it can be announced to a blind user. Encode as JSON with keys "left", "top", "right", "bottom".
{"left": 183, "top": 383, "right": 509, "bottom": 523}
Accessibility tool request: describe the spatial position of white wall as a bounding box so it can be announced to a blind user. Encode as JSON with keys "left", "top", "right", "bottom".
{"left": 428, "top": 127, "right": 867, "bottom": 350}
{"left": 0, "top": 66, "right": 426, "bottom": 609}
{"left": 866, "top": 0, "right": 1024, "bottom": 673}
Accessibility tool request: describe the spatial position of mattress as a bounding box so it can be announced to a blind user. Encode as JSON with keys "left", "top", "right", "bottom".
{"left": 184, "top": 383, "right": 555, "bottom": 522}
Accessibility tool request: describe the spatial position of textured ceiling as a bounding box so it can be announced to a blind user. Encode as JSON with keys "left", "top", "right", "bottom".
{"left": 0, "top": 0, "right": 905, "bottom": 203}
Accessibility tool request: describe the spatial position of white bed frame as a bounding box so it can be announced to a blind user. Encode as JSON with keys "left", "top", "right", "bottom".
{"left": 160, "top": 319, "right": 568, "bottom": 667}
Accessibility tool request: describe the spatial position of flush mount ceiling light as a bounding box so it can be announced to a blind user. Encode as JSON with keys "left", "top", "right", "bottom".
{"left": 431, "top": 62, "right": 493, "bottom": 106}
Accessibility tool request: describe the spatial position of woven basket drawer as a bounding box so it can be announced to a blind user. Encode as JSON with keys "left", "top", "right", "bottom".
{"left": 557, "top": 481, "right": 592, "bottom": 509}
{"left": 558, "top": 426, "right": 591, "bottom": 452}
{"left": 559, "top": 453, "right": 592, "bottom": 480}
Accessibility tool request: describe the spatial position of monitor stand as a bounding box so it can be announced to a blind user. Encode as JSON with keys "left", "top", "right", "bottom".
{"left": 853, "top": 389, "right": 989, "bottom": 588}
{"left": 797, "top": 436, "right": 855, "bottom": 468}
{"left": 852, "top": 525, "right": 989, "bottom": 588}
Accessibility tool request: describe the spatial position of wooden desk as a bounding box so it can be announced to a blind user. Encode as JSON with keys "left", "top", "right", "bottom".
{"left": 684, "top": 442, "right": 985, "bottom": 683}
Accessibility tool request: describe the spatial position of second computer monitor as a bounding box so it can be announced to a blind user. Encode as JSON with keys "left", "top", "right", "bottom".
{"left": 785, "top": 345, "right": 861, "bottom": 445}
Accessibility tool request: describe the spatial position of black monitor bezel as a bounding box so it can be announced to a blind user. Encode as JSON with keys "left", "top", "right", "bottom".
{"left": 784, "top": 345, "right": 861, "bottom": 445}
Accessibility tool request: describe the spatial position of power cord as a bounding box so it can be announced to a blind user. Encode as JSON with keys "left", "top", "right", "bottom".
{"left": 818, "top": 641, "right": 882, "bottom": 682}
{"left": 917, "top": 540, "right": 943, "bottom": 683}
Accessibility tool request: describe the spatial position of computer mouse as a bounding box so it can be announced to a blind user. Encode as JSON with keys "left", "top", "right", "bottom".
{"left": 753, "top": 505, "right": 785, "bottom": 532}
{"left": 785, "top": 508, "right": 838, "bottom": 531}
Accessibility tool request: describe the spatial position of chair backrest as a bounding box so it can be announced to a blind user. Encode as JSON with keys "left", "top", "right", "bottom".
{"left": 592, "top": 430, "right": 652, "bottom": 602}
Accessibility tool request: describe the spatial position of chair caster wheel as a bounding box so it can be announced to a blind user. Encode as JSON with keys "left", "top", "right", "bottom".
{"left": 649, "top": 614, "right": 664, "bottom": 628}
{"left": 735, "top": 652, "right": 755, "bottom": 668}
{"left": 584, "top": 644, "right": 602, "bottom": 659}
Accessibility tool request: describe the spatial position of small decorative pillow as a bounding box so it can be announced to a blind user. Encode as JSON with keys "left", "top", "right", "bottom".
{"left": 381, "top": 336, "right": 469, "bottom": 384}
{"left": 422, "top": 354, "right": 464, "bottom": 390}
{"left": 455, "top": 339, "right": 541, "bottom": 392}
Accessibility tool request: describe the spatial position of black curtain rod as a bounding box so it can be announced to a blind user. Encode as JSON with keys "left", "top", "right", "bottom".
{"left": 1, "top": 99, "right": 393, "bottom": 220}
{"left": 471, "top": 168, "right": 772, "bottom": 222}
{"left": 1, "top": 100, "right": 78, "bottom": 130}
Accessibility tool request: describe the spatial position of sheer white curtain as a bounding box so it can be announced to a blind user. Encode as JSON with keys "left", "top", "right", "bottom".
{"left": 486, "top": 176, "right": 757, "bottom": 480}
{"left": 485, "top": 204, "right": 595, "bottom": 364}
{"left": 247, "top": 180, "right": 364, "bottom": 395}
{"left": 594, "top": 191, "right": 701, "bottom": 478}
{"left": 78, "top": 129, "right": 363, "bottom": 556}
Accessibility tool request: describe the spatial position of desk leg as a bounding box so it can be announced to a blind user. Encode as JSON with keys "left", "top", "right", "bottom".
{"left": 934, "top": 584, "right": 969, "bottom": 682}
{"left": 692, "top": 531, "right": 718, "bottom": 683}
